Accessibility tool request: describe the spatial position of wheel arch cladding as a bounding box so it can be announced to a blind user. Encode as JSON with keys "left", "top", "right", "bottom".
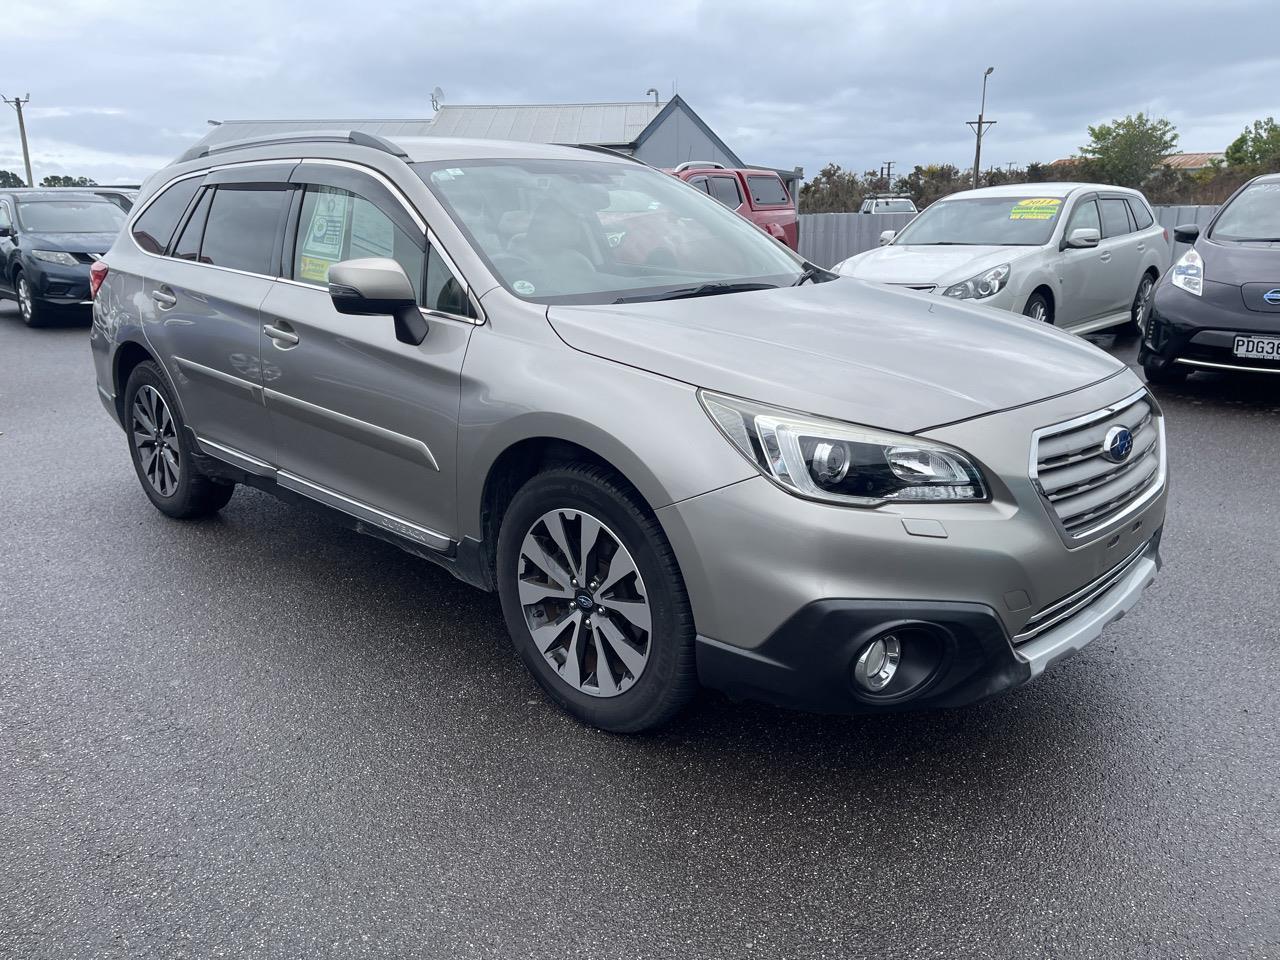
{"left": 113, "top": 340, "right": 157, "bottom": 423}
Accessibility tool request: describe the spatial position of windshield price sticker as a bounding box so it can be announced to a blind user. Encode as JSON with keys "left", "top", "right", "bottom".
{"left": 1009, "top": 198, "right": 1062, "bottom": 220}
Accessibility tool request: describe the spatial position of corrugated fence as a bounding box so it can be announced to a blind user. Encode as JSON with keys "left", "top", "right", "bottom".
{"left": 798, "top": 205, "right": 1220, "bottom": 268}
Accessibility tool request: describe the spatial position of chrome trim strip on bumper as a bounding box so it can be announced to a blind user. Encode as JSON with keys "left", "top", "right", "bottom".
{"left": 1174, "top": 358, "right": 1280, "bottom": 375}
{"left": 276, "top": 470, "right": 452, "bottom": 552}
{"left": 1015, "top": 540, "right": 1149, "bottom": 644}
{"left": 1018, "top": 545, "right": 1158, "bottom": 678}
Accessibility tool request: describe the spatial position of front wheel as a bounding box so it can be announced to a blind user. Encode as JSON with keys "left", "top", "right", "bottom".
{"left": 16, "top": 273, "right": 47, "bottom": 328}
{"left": 1023, "top": 292, "right": 1053, "bottom": 324}
{"left": 495, "top": 465, "right": 697, "bottom": 733}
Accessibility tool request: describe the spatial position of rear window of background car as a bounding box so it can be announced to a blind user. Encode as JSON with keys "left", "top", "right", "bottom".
{"left": 747, "top": 176, "right": 790, "bottom": 206}
{"left": 1099, "top": 198, "right": 1132, "bottom": 238}
{"left": 199, "top": 186, "right": 291, "bottom": 275}
{"left": 131, "top": 177, "right": 202, "bottom": 254}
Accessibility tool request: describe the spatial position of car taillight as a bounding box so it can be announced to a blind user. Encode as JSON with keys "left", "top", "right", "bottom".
{"left": 89, "top": 260, "right": 109, "bottom": 299}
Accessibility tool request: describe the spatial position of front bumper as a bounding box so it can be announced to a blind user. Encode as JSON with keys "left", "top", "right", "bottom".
{"left": 1140, "top": 280, "right": 1280, "bottom": 375}
{"left": 26, "top": 259, "right": 94, "bottom": 306}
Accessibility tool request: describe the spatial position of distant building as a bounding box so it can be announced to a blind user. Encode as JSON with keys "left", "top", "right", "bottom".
{"left": 193, "top": 95, "right": 802, "bottom": 197}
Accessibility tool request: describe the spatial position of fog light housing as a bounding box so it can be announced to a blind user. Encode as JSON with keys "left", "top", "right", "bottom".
{"left": 854, "top": 634, "right": 901, "bottom": 691}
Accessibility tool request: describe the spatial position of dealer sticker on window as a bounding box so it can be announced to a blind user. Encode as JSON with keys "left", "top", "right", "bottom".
{"left": 1009, "top": 198, "right": 1063, "bottom": 220}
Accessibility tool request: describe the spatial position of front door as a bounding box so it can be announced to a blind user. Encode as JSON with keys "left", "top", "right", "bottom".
{"left": 1056, "top": 196, "right": 1112, "bottom": 329}
{"left": 259, "top": 164, "right": 476, "bottom": 548}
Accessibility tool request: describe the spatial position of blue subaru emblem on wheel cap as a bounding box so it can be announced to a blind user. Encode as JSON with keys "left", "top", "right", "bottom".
{"left": 1263, "top": 288, "right": 1280, "bottom": 305}
{"left": 1103, "top": 426, "right": 1134, "bottom": 463}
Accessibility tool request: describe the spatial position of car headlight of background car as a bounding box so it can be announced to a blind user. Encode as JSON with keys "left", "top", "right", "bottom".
{"left": 1170, "top": 248, "right": 1203, "bottom": 296}
{"left": 941, "top": 263, "right": 1010, "bottom": 300}
{"left": 700, "top": 391, "right": 988, "bottom": 506}
{"left": 31, "top": 250, "right": 80, "bottom": 267}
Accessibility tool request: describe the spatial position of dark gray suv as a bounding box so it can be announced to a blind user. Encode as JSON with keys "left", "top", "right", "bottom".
{"left": 90, "top": 132, "right": 1167, "bottom": 732}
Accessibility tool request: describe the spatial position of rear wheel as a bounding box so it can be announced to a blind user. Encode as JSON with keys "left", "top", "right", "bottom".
{"left": 123, "top": 361, "right": 235, "bottom": 519}
{"left": 1121, "top": 273, "right": 1156, "bottom": 337}
{"left": 1023, "top": 291, "right": 1053, "bottom": 324}
{"left": 495, "top": 464, "right": 697, "bottom": 733}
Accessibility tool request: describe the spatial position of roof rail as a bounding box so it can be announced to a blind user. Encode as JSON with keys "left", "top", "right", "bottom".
{"left": 174, "top": 130, "right": 409, "bottom": 165}
{"left": 555, "top": 143, "right": 647, "bottom": 165}
{"left": 673, "top": 160, "right": 725, "bottom": 172}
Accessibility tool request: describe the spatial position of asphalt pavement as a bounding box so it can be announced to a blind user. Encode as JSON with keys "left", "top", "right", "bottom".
{"left": 1, "top": 303, "right": 1277, "bottom": 959}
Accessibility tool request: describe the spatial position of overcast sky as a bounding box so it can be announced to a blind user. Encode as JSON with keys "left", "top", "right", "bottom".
{"left": 4, "top": 0, "right": 1278, "bottom": 185}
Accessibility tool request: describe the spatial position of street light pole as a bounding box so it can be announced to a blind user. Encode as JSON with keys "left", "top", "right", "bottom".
{"left": 966, "top": 68, "right": 995, "bottom": 190}
{"left": 3, "top": 94, "right": 34, "bottom": 187}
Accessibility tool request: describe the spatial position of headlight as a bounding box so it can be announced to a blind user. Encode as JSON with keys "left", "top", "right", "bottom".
{"left": 31, "top": 250, "right": 79, "bottom": 266}
{"left": 941, "top": 263, "right": 1010, "bottom": 300}
{"left": 700, "top": 391, "right": 988, "bottom": 506}
{"left": 1170, "top": 248, "right": 1203, "bottom": 297}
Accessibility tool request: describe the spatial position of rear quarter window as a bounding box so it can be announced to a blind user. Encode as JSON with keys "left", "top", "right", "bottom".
{"left": 131, "top": 177, "right": 202, "bottom": 254}
{"left": 1127, "top": 198, "right": 1154, "bottom": 230}
{"left": 747, "top": 175, "right": 790, "bottom": 206}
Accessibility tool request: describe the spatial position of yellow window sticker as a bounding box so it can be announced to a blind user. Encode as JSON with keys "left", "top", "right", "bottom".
{"left": 299, "top": 255, "right": 334, "bottom": 283}
{"left": 1009, "top": 198, "right": 1062, "bottom": 220}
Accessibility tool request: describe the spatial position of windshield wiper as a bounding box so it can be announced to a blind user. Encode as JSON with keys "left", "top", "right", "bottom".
{"left": 613, "top": 281, "right": 778, "bottom": 304}
{"left": 791, "top": 261, "right": 833, "bottom": 286}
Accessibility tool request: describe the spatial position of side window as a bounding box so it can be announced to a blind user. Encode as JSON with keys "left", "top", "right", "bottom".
{"left": 0, "top": 201, "right": 11, "bottom": 231}
{"left": 1067, "top": 199, "right": 1100, "bottom": 236}
{"left": 291, "top": 185, "right": 425, "bottom": 301}
{"left": 687, "top": 176, "right": 711, "bottom": 195}
{"left": 131, "top": 177, "right": 202, "bottom": 254}
{"left": 173, "top": 189, "right": 212, "bottom": 262}
{"left": 424, "top": 246, "right": 476, "bottom": 318}
{"left": 747, "top": 175, "right": 790, "bottom": 206}
{"left": 708, "top": 176, "right": 743, "bottom": 208}
{"left": 1099, "top": 198, "right": 1132, "bottom": 239}
{"left": 1127, "top": 198, "right": 1154, "bottom": 230}
{"left": 201, "top": 186, "right": 291, "bottom": 274}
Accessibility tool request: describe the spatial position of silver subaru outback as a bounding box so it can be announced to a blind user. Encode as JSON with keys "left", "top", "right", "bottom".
{"left": 89, "top": 133, "right": 1166, "bottom": 732}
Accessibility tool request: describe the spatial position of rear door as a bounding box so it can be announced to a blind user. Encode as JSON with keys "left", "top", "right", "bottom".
{"left": 1098, "top": 195, "right": 1143, "bottom": 315}
{"left": 140, "top": 162, "right": 295, "bottom": 465}
{"left": 257, "top": 162, "right": 476, "bottom": 546}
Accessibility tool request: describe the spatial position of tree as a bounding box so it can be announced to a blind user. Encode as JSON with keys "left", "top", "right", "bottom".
{"left": 39, "top": 174, "right": 98, "bottom": 187}
{"left": 0, "top": 169, "right": 24, "bottom": 188}
{"left": 1224, "top": 117, "right": 1280, "bottom": 168}
{"left": 1079, "top": 113, "right": 1178, "bottom": 189}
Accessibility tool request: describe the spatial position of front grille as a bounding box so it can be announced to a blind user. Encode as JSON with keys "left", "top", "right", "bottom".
{"left": 1032, "top": 391, "right": 1164, "bottom": 539}
{"left": 71, "top": 252, "right": 100, "bottom": 264}
{"left": 1014, "top": 540, "right": 1149, "bottom": 645}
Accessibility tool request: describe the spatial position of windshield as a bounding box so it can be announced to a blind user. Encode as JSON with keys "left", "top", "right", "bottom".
{"left": 1210, "top": 181, "right": 1280, "bottom": 241}
{"left": 415, "top": 158, "right": 803, "bottom": 304}
{"left": 15, "top": 199, "right": 126, "bottom": 234}
{"left": 893, "top": 196, "right": 1064, "bottom": 246}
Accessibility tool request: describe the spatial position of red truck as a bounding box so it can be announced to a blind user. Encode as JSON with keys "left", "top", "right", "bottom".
{"left": 666, "top": 162, "right": 798, "bottom": 250}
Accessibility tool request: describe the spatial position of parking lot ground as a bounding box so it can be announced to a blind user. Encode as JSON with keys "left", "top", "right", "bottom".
{"left": 1, "top": 304, "right": 1278, "bottom": 959}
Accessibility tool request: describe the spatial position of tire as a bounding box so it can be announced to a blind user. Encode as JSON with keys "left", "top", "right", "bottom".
{"left": 495, "top": 464, "right": 697, "bottom": 733}
{"left": 1142, "top": 357, "right": 1188, "bottom": 386}
{"left": 1120, "top": 273, "right": 1156, "bottom": 337}
{"left": 122, "top": 361, "right": 235, "bottom": 519}
{"left": 1023, "top": 291, "right": 1053, "bottom": 324}
{"left": 16, "top": 272, "right": 48, "bottom": 328}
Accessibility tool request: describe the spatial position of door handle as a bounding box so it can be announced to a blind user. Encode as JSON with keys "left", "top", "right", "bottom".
{"left": 151, "top": 288, "right": 177, "bottom": 309}
{"left": 1098, "top": 252, "right": 1112, "bottom": 263}
{"left": 263, "top": 323, "right": 299, "bottom": 346}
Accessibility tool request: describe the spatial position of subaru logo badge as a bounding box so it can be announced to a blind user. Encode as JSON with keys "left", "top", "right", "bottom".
{"left": 1263, "top": 288, "right": 1280, "bottom": 306}
{"left": 1103, "top": 426, "right": 1134, "bottom": 463}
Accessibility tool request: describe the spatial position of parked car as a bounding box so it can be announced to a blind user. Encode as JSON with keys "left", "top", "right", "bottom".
{"left": 1139, "top": 172, "right": 1280, "bottom": 384}
{"left": 0, "top": 189, "right": 126, "bottom": 326}
{"left": 860, "top": 195, "right": 917, "bottom": 215}
{"left": 833, "top": 183, "right": 1169, "bottom": 335}
{"left": 90, "top": 133, "right": 1165, "bottom": 733}
{"left": 667, "top": 161, "right": 798, "bottom": 250}
{"left": 92, "top": 187, "right": 140, "bottom": 212}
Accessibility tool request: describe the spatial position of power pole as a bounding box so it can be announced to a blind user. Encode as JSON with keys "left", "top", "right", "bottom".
{"left": 966, "top": 68, "right": 995, "bottom": 189}
{"left": 881, "top": 160, "right": 895, "bottom": 187}
{"left": 3, "top": 94, "right": 34, "bottom": 187}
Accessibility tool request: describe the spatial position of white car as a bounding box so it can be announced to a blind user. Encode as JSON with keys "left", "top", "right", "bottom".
{"left": 834, "top": 183, "right": 1170, "bottom": 334}
{"left": 860, "top": 195, "right": 918, "bottom": 215}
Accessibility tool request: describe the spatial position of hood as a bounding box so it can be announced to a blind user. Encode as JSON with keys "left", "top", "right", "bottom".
{"left": 1194, "top": 236, "right": 1280, "bottom": 288}
{"left": 22, "top": 231, "right": 117, "bottom": 255}
{"left": 837, "top": 243, "right": 1039, "bottom": 286}
{"left": 547, "top": 278, "right": 1124, "bottom": 433}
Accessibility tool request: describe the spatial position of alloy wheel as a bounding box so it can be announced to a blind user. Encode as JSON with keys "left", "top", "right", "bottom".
{"left": 517, "top": 508, "right": 651, "bottom": 698}
{"left": 1027, "top": 300, "right": 1048, "bottom": 323}
{"left": 1134, "top": 276, "right": 1155, "bottom": 332}
{"left": 131, "top": 384, "right": 181, "bottom": 497}
{"left": 17, "top": 276, "right": 32, "bottom": 322}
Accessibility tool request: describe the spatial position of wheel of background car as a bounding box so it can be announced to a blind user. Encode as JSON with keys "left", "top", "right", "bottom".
{"left": 1124, "top": 274, "right": 1156, "bottom": 337}
{"left": 1023, "top": 292, "right": 1053, "bottom": 325}
{"left": 16, "top": 272, "right": 46, "bottom": 328}
{"left": 495, "top": 464, "right": 697, "bottom": 733}
{"left": 1142, "top": 358, "right": 1188, "bottom": 386}
{"left": 123, "top": 361, "right": 236, "bottom": 520}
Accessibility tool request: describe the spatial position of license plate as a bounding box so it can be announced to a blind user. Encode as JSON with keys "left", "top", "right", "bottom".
{"left": 1233, "top": 335, "right": 1280, "bottom": 360}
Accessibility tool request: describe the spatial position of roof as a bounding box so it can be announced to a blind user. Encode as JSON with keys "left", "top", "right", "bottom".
{"left": 425, "top": 101, "right": 662, "bottom": 146}
{"left": 939, "top": 183, "right": 1093, "bottom": 199}
{"left": 0, "top": 189, "right": 106, "bottom": 201}
{"left": 1162, "top": 152, "right": 1225, "bottom": 170}
{"left": 192, "top": 118, "right": 438, "bottom": 150}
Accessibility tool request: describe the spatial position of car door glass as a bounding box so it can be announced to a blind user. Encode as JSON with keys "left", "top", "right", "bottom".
{"left": 1127, "top": 198, "right": 1153, "bottom": 230}
{"left": 1099, "top": 199, "right": 1131, "bottom": 239}
{"left": 423, "top": 245, "right": 475, "bottom": 318}
{"left": 747, "top": 175, "right": 790, "bottom": 206}
{"left": 173, "top": 189, "right": 212, "bottom": 262}
{"left": 708, "top": 176, "right": 742, "bottom": 208}
{"left": 292, "top": 185, "right": 425, "bottom": 301}
{"left": 131, "top": 177, "right": 202, "bottom": 254}
{"left": 0, "top": 202, "right": 13, "bottom": 232}
{"left": 200, "top": 186, "right": 291, "bottom": 274}
{"left": 1067, "top": 199, "right": 1100, "bottom": 236}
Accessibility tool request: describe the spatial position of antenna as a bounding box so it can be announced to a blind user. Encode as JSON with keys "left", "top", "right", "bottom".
{"left": 431, "top": 86, "right": 445, "bottom": 112}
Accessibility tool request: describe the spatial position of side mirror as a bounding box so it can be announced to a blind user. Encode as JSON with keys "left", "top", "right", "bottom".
{"left": 1065, "top": 227, "right": 1100, "bottom": 249}
{"left": 328, "top": 258, "right": 426, "bottom": 345}
{"left": 878, "top": 230, "right": 896, "bottom": 246}
{"left": 1173, "top": 223, "right": 1200, "bottom": 243}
